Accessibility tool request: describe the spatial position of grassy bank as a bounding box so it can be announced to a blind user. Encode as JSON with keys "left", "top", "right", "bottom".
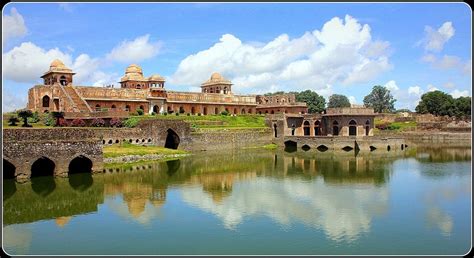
{"left": 103, "top": 142, "right": 187, "bottom": 158}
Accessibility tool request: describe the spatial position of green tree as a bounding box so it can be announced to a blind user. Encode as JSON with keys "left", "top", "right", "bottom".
{"left": 18, "top": 110, "right": 33, "bottom": 127}
{"left": 327, "top": 94, "right": 351, "bottom": 108}
{"left": 415, "top": 90, "right": 455, "bottom": 116}
{"left": 293, "top": 90, "right": 326, "bottom": 113}
{"left": 8, "top": 116, "right": 20, "bottom": 126}
{"left": 51, "top": 111, "right": 65, "bottom": 127}
{"left": 363, "top": 85, "right": 396, "bottom": 113}
{"left": 453, "top": 96, "right": 471, "bottom": 118}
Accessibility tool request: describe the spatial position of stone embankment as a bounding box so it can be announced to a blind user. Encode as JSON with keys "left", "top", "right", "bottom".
{"left": 104, "top": 153, "right": 190, "bottom": 164}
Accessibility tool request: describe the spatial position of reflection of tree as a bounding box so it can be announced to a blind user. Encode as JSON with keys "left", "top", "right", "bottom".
{"left": 414, "top": 147, "right": 471, "bottom": 163}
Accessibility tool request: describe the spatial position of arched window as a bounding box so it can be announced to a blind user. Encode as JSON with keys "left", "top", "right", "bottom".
{"left": 271, "top": 110, "right": 275, "bottom": 114}
{"left": 191, "top": 106, "right": 196, "bottom": 114}
{"left": 215, "top": 107, "right": 219, "bottom": 114}
{"left": 179, "top": 106, "right": 185, "bottom": 113}
{"left": 223, "top": 87, "right": 227, "bottom": 94}
{"left": 95, "top": 104, "right": 101, "bottom": 111}
{"left": 139, "top": 105, "right": 145, "bottom": 111}
{"left": 42, "top": 95, "right": 50, "bottom": 107}
{"left": 333, "top": 121, "right": 339, "bottom": 136}
{"left": 303, "top": 121, "right": 310, "bottom": 136}
{"left": 125, "top": 105, "right": 131, "bottom": 112}
{"left": 241, "top": 108, "right": 245, "bottom": 114}
{"left": 136, "top": 84, "right": 141, "bottom": 89}
{"left": 314, "top": 120, "right": 320, "bottom": 136}
{"left": 111, "top": 104, "right": 116, "bottom": 110}
{"left": 59, "top": 76, "right": 67, "bottom": 86}
{"left": 234, "top": 108, "right": 237, "bottom": 114}
{"left": 349, "top": 120, "right": 357, "bottom": 136}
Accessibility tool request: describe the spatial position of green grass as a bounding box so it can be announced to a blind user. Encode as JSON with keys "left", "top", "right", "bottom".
{"left": 389, "top": 121, "right": 417, "bottom": 131}
{"left": 127, "top": 114, "right": 267, "bottom": 129}
{"left": 103, "top": 142, "right": 187, "bottom": 158}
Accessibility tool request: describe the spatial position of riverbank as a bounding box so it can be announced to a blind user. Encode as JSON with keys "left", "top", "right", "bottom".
{"left": 103, "top": 143, "right": 190, "bottom": 163}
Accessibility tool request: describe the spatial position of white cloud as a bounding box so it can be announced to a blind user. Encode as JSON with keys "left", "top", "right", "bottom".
{"left": 443, "top": 82, "right": 456, "bottom": 89}
{"left": 2, "top": 7, "right": 28, "bottom": 43}
{"left": 170, "top": 15, "right": 392, "bottom": 94}
{"left": 348, "top": 96, "right": 357, "bottom": 104}
{"left": 2, "top": 42, "right": 114, "bottom": 86}
{"left": 427, "top": 84, "right": 439, "bottom": 92}
{"left": 2, "top": 88, "right": 27, "bottom": 112}
{"left": 420, "top": 22, "right": 455, "bottom": 52}
{"left": 408, "top": 86, "right": 423, "bottom": 96}
{"left": 383, "top": 80, "right": 424, "bottom": 111}
{"left": 106, "top": 34, "right": 161, "bottom": 63}
{"left": 450, "top": 89, "right": 470, "bottom": 98}
{"left": 421, "top": 54, "right": 468, "bottom": 75}
{"left": 384, "top": 80, "right": 399, "bottom": 92}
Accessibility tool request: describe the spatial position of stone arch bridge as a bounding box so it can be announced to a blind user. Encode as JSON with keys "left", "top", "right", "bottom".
{"left": 3, "top": 120, "right": 191, "bottom": 182}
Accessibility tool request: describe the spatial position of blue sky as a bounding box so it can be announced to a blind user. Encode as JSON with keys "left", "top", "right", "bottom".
{"left": 2, "top": 3, "right": 471, "bottom": 112}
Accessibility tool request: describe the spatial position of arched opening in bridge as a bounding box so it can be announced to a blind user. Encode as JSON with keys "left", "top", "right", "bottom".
{"left": 332, "top": 121, "right": 339, "bottom": 136}
{"left": 31, "top": 157, "right": 55, "bottom": 178}
{"left": 164, "top": 129, "right": 180, "bottom": 149}
{"left": 365, "top": 120, "right": 370, "bottom": 136}
{"left": 387, "top": 145, "right": 391, "bottom": 151}
{"left": 69, "top": 173, "right": 93, "bottom": 192}
{"left": 370, "top": 146, "right": 377, "bottom": 151}
{"left": 42, "top": 95, "right": 50, "bottom": 107}
{"left": 342, "top": 146, "right": 354, "bottom": 152}
{"left": 59, "top": 76, "right": 67, "bottom": 86}
{"left": 3, "top": 159, "right": 16, "bottom": 180}
{"left": 314, "top": 120, "right": 320, "bottom": 136}
{"left": 401, "top": 144, "right": 404, "bottom": 150}
{"left": 153, "top": 105, "right": 159, "bottom": 113}
{"left": 284, "top": 140, "right": 297, "bottom": 153}
{"left": 68, "top": 155, "right": 93, "bottom": 174}
{"left": 317, "top": 145, "right": 329, "bottom": 152}
{"left": 303, "top": 121, "right": 310, "bottom": 136}
{"left": 349, "top": 120, "right": 357, "bottom": 136}
{"left": 302, "top": 145, "right": 311, "bottom": 151}
{"left": 273, "top": 123, "right": 278, "bottom": 138}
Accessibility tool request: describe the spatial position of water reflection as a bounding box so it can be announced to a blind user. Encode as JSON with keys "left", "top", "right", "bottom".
{"left": 2, "top": 146, "right": 471, "bottom": 253}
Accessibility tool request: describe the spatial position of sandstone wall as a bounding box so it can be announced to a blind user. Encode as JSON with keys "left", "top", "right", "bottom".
{"left": 190, "top": 128, "right": 273, "bottom": 151}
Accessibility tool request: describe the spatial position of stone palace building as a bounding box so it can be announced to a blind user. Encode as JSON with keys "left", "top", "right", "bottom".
{"left": 27, "top": 60, "right": 308, "bottom": 118}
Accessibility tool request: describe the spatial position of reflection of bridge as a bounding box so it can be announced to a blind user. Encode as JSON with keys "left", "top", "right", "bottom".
{"left": 283, "top": 136, "right": 407, "bottom": 153}
{"left": 3, "top": 128, "right": 103, "bottom": 182}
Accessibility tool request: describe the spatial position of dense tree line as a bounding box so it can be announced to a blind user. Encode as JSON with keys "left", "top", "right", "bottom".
{"left": 416, "top": 91, "right": 471, "bottom": 118}
{"left": 262, "top": 86, "right": 470, "bottom": 118}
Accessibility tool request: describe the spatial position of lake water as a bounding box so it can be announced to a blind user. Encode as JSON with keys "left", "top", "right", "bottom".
{"left": 2, "top": 146, "right": 471, "bottom": 255}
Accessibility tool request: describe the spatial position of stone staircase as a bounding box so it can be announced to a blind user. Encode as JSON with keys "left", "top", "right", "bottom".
{"left": 63, "top": 86, "right": 92, "bottom": 112}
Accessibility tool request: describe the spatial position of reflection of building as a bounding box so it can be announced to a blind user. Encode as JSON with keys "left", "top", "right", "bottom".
{"left": 27, "top": 60, "right": 307, "bottom": 117}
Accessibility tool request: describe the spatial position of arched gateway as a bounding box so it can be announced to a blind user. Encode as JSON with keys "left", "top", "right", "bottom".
{"left": 164, "top": 129, "right": 180, "bottom": 149}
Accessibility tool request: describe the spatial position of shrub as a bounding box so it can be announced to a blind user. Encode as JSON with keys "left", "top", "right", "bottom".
{"left": 28, "top": 111, "right": 40, "bottom": 123}
{"left": 388, "top": 123, "right": 401, "bottom": 130}
{"left": 18, "top": 110, "right": 33, "bottom": 127}
{"left": 44, "top": 115, "right": 55, "bottom": 126}
{"left": 163, "top": 112, "right": 168, "bottom": 116}
{"left": 58, "top": 118, "right": 69, "bottom": 127}
{"left": 136, "top": 108, "right": 144, "bottom": 116}
{"left": 151, "top": 112, "right": 157, "bottom": 116}
{"left": 197, "top": 113, "right": 201, "bottom": 116}
{"left": 8, "top": 116, "right": 20, "bottom": 126}
{"left": 91, "top": 118, "right": 106, "bottom": 127}
{"left": 71, "top": 118, "right": 86, "bottom": 127}
{"left": 175, "top": 113, "right": 179, "bottom": 116}
{"left": 375, "top": 122, "right": 389, "bottom": 130}
{"left": 123, "top": 117, "right": 140, "bottom": 128}
{"left": 110, "top": 118, "right": 123, "bottom": 127}
{"left": 187, "top": 113, "right": 191, "bottom": 116}
{"left": 221, "top": 110, "right": 229, "bottom": 116}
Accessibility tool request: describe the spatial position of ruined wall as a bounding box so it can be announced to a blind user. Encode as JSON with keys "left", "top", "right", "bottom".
{"left": 190, "top": 128, "right": 273, "bottom": 151}
{"left": 3, "top": 128, "right": 103, "bottom": 181}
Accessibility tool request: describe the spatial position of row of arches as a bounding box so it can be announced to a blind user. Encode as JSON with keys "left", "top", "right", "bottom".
{"left": 3, "top": 155, "right": 93, "bottom": 180}
{"left": 168, "top": 106, "right": 253, "bottom": 115}
{"left": 283, "top": 140, "right": 407, "bottom": 153}
{"left": 94, "top": 104, "right": 143, "bottom": 112}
